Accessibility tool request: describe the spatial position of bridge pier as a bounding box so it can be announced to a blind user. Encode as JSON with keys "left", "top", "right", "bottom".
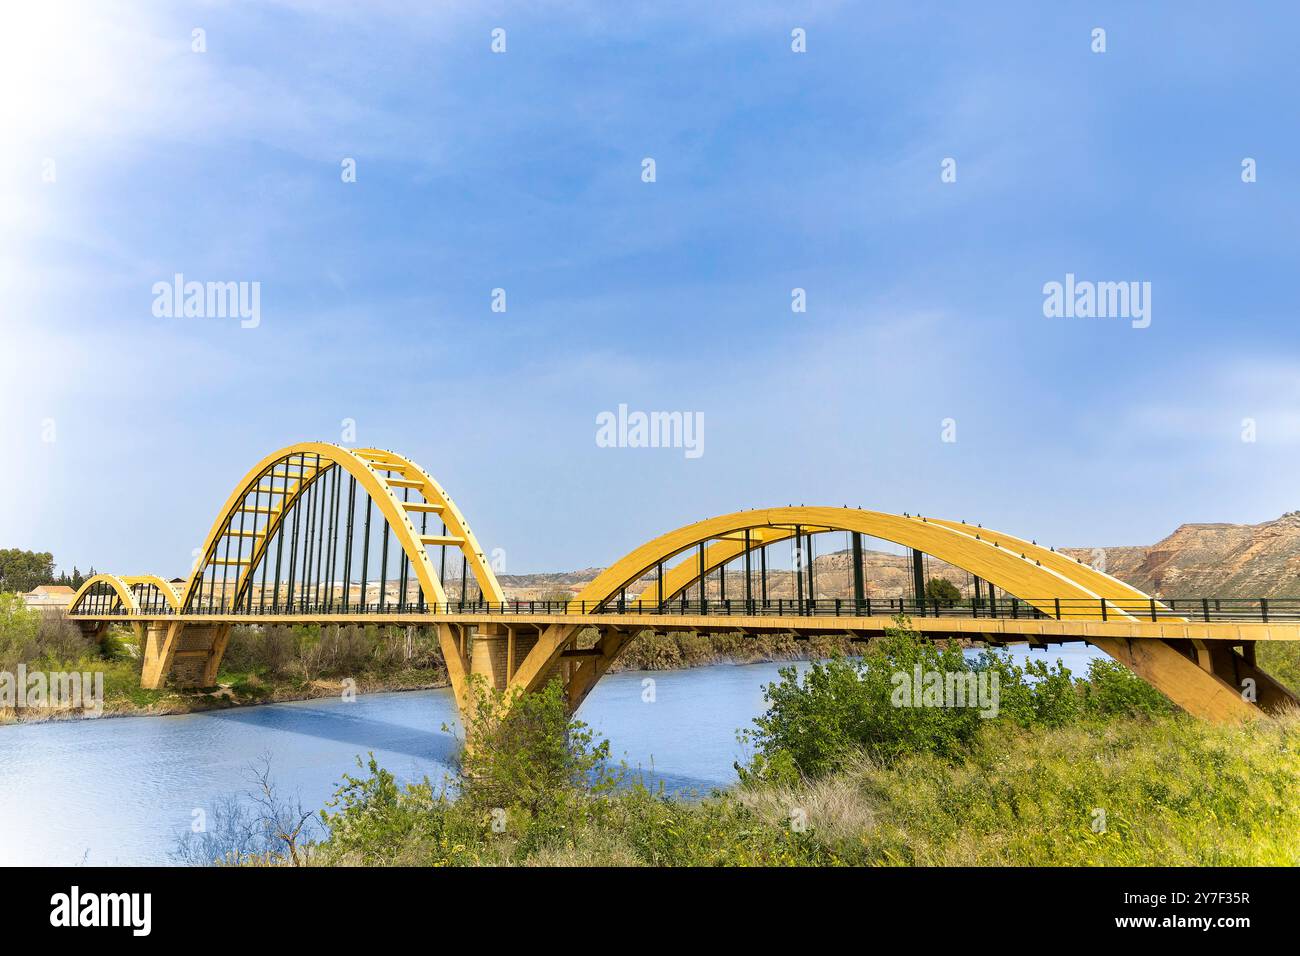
{"left": 470, "top": 624, "right": 540, "bottom": 692}
{"left": 1091, "top": 635, "right": 1297, "bottom": 722}
{"left": 140, "top": 623, "right": 230, "bottom": 689}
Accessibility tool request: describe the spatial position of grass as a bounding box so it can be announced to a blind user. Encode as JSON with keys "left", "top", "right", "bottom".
{"left": 220, "top": 645, "right": 1298, "bottom": 869}
{"left": 1258, "top": 639, "right": 1300, "bottom": 697}
{"left": 737, "top": 712, "right": 1300, "bottom": 866}
{"left": 279, "top": 711, "right": 1300, "bottom": 868}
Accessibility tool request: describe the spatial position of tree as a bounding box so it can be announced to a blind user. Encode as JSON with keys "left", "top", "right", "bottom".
{"left": 925, "top": 577, "right": 961, "bottom": 607}
{"left": 0, "top": 549, "right": 55, "bottom": 593}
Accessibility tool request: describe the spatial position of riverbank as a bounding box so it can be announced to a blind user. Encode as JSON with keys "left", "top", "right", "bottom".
{"left": 0, "top": 624, "right": 863, "bottom": 724}
{"left": 299, "top": 712, "right": 1300, "bottom": 867}
{"left": 268, "top": 636, "right": 1300, "bottom": 867}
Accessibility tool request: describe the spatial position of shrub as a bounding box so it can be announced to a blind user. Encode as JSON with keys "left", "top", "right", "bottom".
{"left": 1081, "top": 657, "right": 1175, "bottom": 718}
{"left": 739, "top": 618, "right": 985, "bottom": 784}
{"left": 0, "top": 593, "right": 43, "bottom": 669}
{"left": 971, "top": 649, "right": 1082, "bottom": 727}
{"left": 458, "top": 678, "right": 619, "bottom": 823}
{"left": 924, "top": 577, "right": 961, "bottom": 606}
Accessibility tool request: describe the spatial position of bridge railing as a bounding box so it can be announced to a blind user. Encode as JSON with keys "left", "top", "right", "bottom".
{"left": 68, "top": 596, "right": 1298, "bottom": 623}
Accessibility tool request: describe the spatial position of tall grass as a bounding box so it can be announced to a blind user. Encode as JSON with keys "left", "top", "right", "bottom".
{"left": 737, "top": 713, "right": 1300, "bottom": 865}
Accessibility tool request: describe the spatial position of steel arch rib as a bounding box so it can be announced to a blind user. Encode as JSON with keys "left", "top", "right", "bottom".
{"left": 181, "top": 443, "right": 506, "bottom": 701}
{"left": 185, "top": 445, "right": 350, "bottom": 611}
{"left": 516, "top": 506, "right": 1110, "bottom": 701}
{"left": 183, "top": 442, "right": 503, "bottom": 612}
{"left": 568, "top": 508, "right": 1108, "bottom": 617}
{"left": 122, "top": 575, "right": 183, "bottom": 610}
{"left": 926, "top": 518, "right": 1182, "bottom": 619}
{"left": 515, "top": 507, "right": 1258, "bottom": 722}
{"left": 355, "top": 447, "right": 505, "bottom": 604}
{"left": 68, "top": 574, "right": 142, "bottom": 615}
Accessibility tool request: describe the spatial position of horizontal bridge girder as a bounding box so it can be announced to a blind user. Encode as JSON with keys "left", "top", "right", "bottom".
{"left": 404, "top": 502, "right": 443, "bottom": 513}
{"left": 386, "top": 478, "right": 424, "bottom": 489}
{"left": 63, "top": 610, "right": 1300, "bottom": 643}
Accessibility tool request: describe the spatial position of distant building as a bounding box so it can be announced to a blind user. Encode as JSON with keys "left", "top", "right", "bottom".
{"left": 23, "top": 584, "right": 76, "bottom": 612}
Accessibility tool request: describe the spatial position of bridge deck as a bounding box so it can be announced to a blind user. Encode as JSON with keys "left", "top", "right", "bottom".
{"left": 67, "top": 611, "right": 1300, "bottom": 643}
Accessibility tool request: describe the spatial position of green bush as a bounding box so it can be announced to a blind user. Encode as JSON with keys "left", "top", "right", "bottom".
{"left": 739, "top": 618, "right": 985, "bottom": 784}
{"left": 924, "top": 577, "right": 961, "bottom": 606}
{"left": 458, "top": 679, "right": 618, "bottom": 823}
{"left": 971, "top": 649, "right": 1081, "bottom": 727}
{"left": 317, "top": 678, "right": 624, "bottom": 865}
{"left": 0, "top": 595, "right": 95, "bottom": 671}
{"left": 1081, "top": 657, "right": 1175, "bottom": 718}
{"left": 738, "top": 620, "right": 1191, "bottom": 786}
{"left": 1257, "top": 641, "right": 1300, "bottom": 698}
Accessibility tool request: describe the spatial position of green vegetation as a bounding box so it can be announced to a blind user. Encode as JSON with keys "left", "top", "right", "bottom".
{"left": 0, "top": 548, "right": 93, "bottom": 591}
{"left": 923, "top": 576, "right": 961, "bottom": 606}
{"left": 0, "top": 593, "right": 453, "bottom": 719}
{"left": 223, "top": 617, "right": 1297, "bottom": 868}
{"left": 0, "top": 593, "right": 156, "bottom": 719}
{"left": 1258, "top": 639, "right": 1300, "bottom": 697}
{"left": 610, "top": 629, "right": 856, "bottom": 672}
{"left": 737, "top": 624, "right": 1172, "bottom": 786}
{"left": 215, "top": 623, "right": 448, "bottom": 699}
{"left": 0, "top": 589, "right": 861, "bottom": 722}
{"left": 0, "top": 550, "right": 55, "bottom": 593}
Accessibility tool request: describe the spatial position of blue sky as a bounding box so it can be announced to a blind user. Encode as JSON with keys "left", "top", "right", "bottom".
{"left": 3, "top": 1, "right": 1300, "bottom": 577}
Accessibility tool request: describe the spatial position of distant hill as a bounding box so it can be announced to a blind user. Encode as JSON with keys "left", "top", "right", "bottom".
{"left": 496, "top": 513, "right": 1300, "bottom": 601}
{"left": 1060, "top": 512, "right": 1300, "bottom": 599}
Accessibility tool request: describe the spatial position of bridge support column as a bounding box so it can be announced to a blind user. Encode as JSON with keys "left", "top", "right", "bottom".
{"left": 140, "top": 623, "right": 231, "bottom": 689}
{"left": 141, "top": 622, "right": 182, "bottom": 689}
{"left": 470, "top": 625, "right": 508, "bottom": 691}
{"left": 1190, "top": 639, "right": 1298, "bottom": 714}
{"left": 565, "top": 625, "right": 646, "bottom": 712}
{"left": 470, "top": 625, "right": 539, "bottom": 692}
{"left": 1091, "top": 636, "right": 1286, "bottom": 722}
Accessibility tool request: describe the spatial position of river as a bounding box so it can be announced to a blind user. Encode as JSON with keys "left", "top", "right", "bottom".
{"left": 0, "top": 645, "right": 1104, "bottom": 865}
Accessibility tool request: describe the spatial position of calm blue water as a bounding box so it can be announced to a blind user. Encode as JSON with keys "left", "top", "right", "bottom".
{"left": 0, "top": 645, "right": 1103, "bottom": 865}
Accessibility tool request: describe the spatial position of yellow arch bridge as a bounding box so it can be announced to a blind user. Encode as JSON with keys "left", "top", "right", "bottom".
{"left": 68, "top": 442, "right": 1300, "bottom": 723}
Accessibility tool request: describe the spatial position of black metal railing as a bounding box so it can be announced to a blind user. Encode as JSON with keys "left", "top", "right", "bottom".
{"left": 67, "top": 595, "right": 1300, "bottom": 623}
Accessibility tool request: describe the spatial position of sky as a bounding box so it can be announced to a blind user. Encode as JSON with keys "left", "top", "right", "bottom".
{"left": 2, "top": 1, "right": 1300, "bottom": 578}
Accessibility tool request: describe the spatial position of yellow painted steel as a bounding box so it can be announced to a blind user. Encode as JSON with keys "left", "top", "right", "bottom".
{"left": 569, "top": 508, "right": 1109, "bottom": 617}
{"left": 68, "top": 573, "right": 182, "bottom": 615}
{"left": 512, "top": 507, "right": 1273, "bottom": 721}
{"left": 183, "top": 442, "right": 504, "bottom": 612}
{"left": 355, "top": 447, "right": 505, "bottom": 604}
{"left": 117, "top": 442, "right": 505, "bottom": 706}
{"left": 68, "top": 574, "right": 140, "bottom": 615}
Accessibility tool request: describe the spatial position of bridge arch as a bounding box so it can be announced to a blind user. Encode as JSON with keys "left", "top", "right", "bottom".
{"left": 568, "top": 507, "right": 1127, "bottom": 618}
{"left": 505, "top": 507, "right": 1267, "bottom": 722}
{"left": 184, "top": 442, "right": 504, "bottom": 614}
{"left": 69, "top": 574, "right": 182, "bottom": 616}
